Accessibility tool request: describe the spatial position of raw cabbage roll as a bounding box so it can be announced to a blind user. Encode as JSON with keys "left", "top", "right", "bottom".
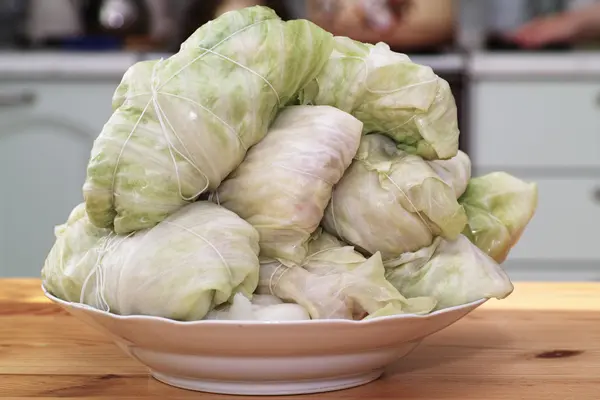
{"left": 205, "top": 293, "right": 311, "bottom": 321}
{"left": 42, "top": 202, "right": 260, "bottom": 321}
{"left": 41, "top": 203, "right": 113, "bottom": 303}
{"left": 385, "top": 235, "right": 514, "bottom": 310}
{"left": 256, "top": 230, "right": 436, "bottom": 320}
{"left": 299, "top": 36, "right": 459, "bottom": 160}
{"left": 322, "top": 134, "right": 469, "bottom": 261}
{"left": 83, "top": 6, "right": 334, "bottom": 234}
{"left": 459, "top": 172, "right": 538, "bottom": 263}
{"left": 213, "top": 105, "right": 363, "bottom": 263}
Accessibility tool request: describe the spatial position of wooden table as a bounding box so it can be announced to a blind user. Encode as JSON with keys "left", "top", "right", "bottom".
{"left": 2, "top": 279, "right": 599, "bottom": 399}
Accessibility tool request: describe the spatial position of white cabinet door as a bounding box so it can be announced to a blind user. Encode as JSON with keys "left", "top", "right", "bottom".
{"left": 471, "top": 81, "right": 600, "bottom": 169}
{"left": 0, "top": 82, "right": 118, "bottom": 277}
{"left": 507, "top": 177, "right": 600, "bottom": 261}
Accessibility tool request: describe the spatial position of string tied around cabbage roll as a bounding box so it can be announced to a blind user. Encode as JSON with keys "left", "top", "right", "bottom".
{"left": 42, "top": 202, "right": 261, "bottom": 321}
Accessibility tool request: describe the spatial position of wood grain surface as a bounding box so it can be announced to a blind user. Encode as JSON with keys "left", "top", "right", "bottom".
{"left": 1, "top": 279, "right": 599, "bottom": 399}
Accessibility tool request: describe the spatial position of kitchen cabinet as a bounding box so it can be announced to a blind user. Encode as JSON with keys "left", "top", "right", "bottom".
{"left": 470, "top": 73, "right": 600, "bottom": 281}
{"left": 0, "top": 81, "right": 119, "bottom": 277}
{"left": 471, "top": 80, "right": 600, "bottom": 169}
{"left": 508, "top": 177, "right": 600, "bottom": 260}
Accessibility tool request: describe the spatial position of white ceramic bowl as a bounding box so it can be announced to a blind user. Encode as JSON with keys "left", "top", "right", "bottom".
{"left": 42, "top": 285, "right": 486, "bottom": 396}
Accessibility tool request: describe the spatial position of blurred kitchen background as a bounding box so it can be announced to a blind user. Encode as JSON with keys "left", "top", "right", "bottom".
{"left": 1, "top": 0, "right": 599, "bottom": 281}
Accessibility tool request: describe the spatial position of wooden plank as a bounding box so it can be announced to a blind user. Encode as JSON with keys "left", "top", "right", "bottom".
{"left": 0, "top": 375, "right": 598, "bottom": 399}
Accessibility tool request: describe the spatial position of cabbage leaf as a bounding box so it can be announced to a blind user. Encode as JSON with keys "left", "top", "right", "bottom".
{"left": 459, "top": 172, "right": 538, "bottom": 263}
{"left": 41, "top": 203, "right": 113, "bottom": 303}
{"left": 385, "top": 235, "right": 514, "bottom": 310}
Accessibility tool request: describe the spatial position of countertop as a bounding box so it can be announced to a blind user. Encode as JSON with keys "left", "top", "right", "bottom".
{"left": 2, "top": 279, "right": 599, "bottom": 399}
{"left": 0, "top": 52, "right": 139, "bottom": 79}
{"left": 2, "top": 51, "right": 600, "bottom": 79}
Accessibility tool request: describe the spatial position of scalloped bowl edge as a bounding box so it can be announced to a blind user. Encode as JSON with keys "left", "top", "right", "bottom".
{"left": 42, "top": 284, "right": 487, "bottom": 395}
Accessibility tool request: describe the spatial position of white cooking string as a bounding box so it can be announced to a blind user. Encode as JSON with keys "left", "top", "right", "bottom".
{"left": 162, "top": 220, "right": 234, "bottom": 282}
{"left": 149, "top": 60, "right": 210, "bottom": 202}
{"left": 79, "top": 235, "right": 110, "bottom": 309}
{"left": 273, "top": 164, "right": 336, "bottom": 186}
{"left": 79, "top": 231, "right": 134, "bottom": 311}
{"left": 195, "top": 46, "right": 281, "bottom": 105}
{"left": 209, "top": 190, "right": 221, "bottom": 206}
{"left": 268, "top": 262, "right": 291, "bottom": 295}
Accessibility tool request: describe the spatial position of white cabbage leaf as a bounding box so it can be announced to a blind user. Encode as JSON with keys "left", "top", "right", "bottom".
{"left": 323, "top": 134, "right": 469, "bottom": 261}
{"left": 41, "top": 203, "right": 113, "bottom": 303}
{"left": 459, "top": 172, "right": 538, "bottom": 263}
{"left": 83, "top": 6, "right": 334, "bottom": 234}
{"left": 385, "top": 235, "right": 514, "bottom": 310}
{"left": 205, "top": 293, "right": 311, "bottom": 321}
{"left": 299, "top": 36, "right": 459, "bottom": 160}
{"left": 42, "top": 201, "right": 260, "bottom": 321}
{"left": 429, "top": 150, "right": 472, "bottom": 198}
{"left": 213, "top": 105, "right": 363, "bottom": 263}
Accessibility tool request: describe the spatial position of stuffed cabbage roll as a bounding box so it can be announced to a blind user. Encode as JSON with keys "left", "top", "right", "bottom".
{"left": 42, "top": 202, "right": 260, "bottom": 321}
{"left": 459, "top": 172, "right": 538, "bottom": 263}
{"left": 385, "top": 235, "right": 514, "bottom": 310}
{"left": 256, "top": 230, "right": 436, "bottom": 320}
{"left": 322, "top": 134, "right": 469, "bottom": 261}
{"left": 83, "top": 6, "right": 334, "bottom": 233}
{"left": 41, "top": 203, "right": 113, "bottom": 304}
{"left": 299, "top": 36, "right": 459, "bottom": 160}
{"left": 213, "top": 105, "right": 363, "bottom": 263}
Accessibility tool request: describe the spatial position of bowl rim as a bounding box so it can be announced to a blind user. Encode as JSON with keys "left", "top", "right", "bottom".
{"left": 41, "top": 284, "right": 487, "bottom": 327}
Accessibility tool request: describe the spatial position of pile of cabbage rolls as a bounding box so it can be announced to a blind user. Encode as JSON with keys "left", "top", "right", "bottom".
{"left": 41, "top": 6, "right": 537, "bottom": 322}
